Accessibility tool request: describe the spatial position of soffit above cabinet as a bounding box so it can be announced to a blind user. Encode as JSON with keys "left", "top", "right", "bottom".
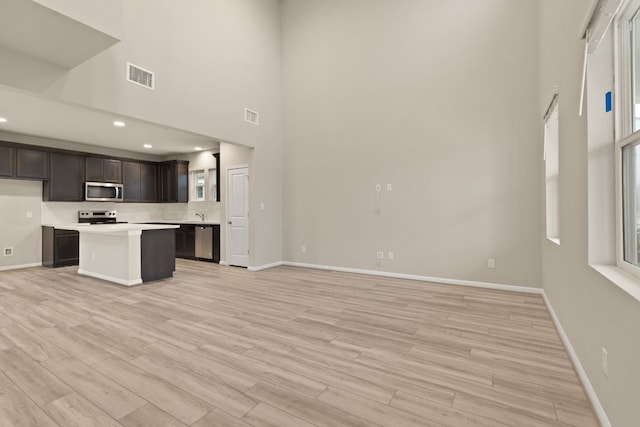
{"left": 0, "top": 0, "right": 120, "bottom": 69}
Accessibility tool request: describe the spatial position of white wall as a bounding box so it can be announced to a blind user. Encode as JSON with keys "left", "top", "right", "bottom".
{"left": 539, "top": 1, "right": 640, "bottom": 426}
{"left": 0, "top": 180, "right": 43, "bottom": 270}
{"left": 39, "top": 0, "right": 284, "bottom": 268}
{"left": 281, "top": 0, "right": 542, "bottom": 286}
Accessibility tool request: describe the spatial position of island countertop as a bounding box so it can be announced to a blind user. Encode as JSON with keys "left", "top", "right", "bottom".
{"left": 144, "top": 220, "right": 221, "bottom": 225}
{"left": 43, "top": 223, "right": 179, "bottom": 235}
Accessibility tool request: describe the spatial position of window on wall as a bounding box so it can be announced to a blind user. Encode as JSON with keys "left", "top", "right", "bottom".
{"left": 621, "top": 141, "right": 640, "bottom": 266}
{"left": 632, "top": 7, "right": 640, "bottom": 131}
{"left": 616, "top": 0, "right": 640, "bottom": 277}
{"left": 189, "top": 168, "right": 218, "bottom": 202}
{"left": 192, "top": 170, "right": 205, "bottom": 201}
{"left": 544, "top": 94, "right": 560, "bottom": 244}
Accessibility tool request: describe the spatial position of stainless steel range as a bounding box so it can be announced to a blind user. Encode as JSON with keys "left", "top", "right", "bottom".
{"left": 78, "top": 210, "right": 126, "bottom": 224}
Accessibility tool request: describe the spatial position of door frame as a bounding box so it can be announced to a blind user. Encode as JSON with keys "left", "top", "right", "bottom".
{"left": 225, "top": 164, "right": 249, "bottom": 266}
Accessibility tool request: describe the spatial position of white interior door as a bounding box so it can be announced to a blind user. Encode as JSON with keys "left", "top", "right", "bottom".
{"left": 227, "top": 167, "right": 249, "bottom": 267}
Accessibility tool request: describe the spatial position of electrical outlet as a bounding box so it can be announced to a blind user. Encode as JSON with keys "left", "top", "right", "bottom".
{"left": 387, "top": 184, "right": 393, "bottom": 192}
{"left": 602, "top": 347, "right": 608, "bottom": 376}
{"left": 488, "top": 258, "right": 495, "bottom": 269}
{"left": 91, "top": 252, "right": 96, "bottom": 261}
{"left": 3, "top": 247, "right": 13, "bottom": 256}
{"left": 376, "top": 251, "right": 384, "bottom": 260}
{"left": 260, "top": 202, "right": 265, "bottom": 210}
{"left": 388, "top": 252, "right": 394, "bottom": 260}
{"left": 26, "top": 211, "right": 33, "bottom": 218}
{"left": 375, "top": 184, "right": 381, "bottom": 192}
{"left": 301, "top": 245, "right": 306, "bottom": 253}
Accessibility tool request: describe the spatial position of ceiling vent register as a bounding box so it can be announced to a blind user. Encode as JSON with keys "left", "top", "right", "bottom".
{"left": 245, "top": 108, "right": 259, "bottom": 125}
{"left": 127, "top": 63, "right": 154, "bottom": 90}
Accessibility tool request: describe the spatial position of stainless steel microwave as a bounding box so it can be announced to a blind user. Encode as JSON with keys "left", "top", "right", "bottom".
{"left": 85, "top": 182, "right": 123, "bottom": 202}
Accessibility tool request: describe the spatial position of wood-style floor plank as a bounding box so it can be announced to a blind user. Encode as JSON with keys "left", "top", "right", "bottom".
{"left": 92, "top": 356, "right": 211, "bottom": 425}
{"left": 0, "top": 260, "right": 600, "bottom": 427}
{"left": 118, "top": 403, "right": 187, "bottom": 427}
{"left": 0, "top": 347, "right": 72, "bottom": 405}
{"left": 43, "top": 392, "right": 123, "bottom": 427}
{"left": 0, "top": 385, "right": 59, "bottom": 427}
{"left": 192, "top": 408, "right": 250, "bottom": 427}
{"left": 41, "top": 355, "right": 146, "bottom": 420}
{"left": 241, "top": 402, "right": 317, "bottom": 427}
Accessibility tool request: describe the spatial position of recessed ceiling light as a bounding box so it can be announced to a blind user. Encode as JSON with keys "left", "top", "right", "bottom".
{"left": 143, "top": 144, "right": 152, "bottom": 149}
{"left": 113, "top": 120, "right": 126, "bottom": 127}
{"left": 194, "top": 147, "right": 202, "bottom": 151}
{"left": 0, "top": 117, "right": 7, "bottom": 123}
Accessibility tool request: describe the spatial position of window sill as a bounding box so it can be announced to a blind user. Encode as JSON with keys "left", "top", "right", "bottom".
{"left": 547, "top": 237, "right": 560, "bottom": 246}
{"left": 591, "top": 264, "right": 640, "bottom": 302}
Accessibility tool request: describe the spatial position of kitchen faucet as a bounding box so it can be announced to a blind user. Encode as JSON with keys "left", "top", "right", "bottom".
{"left": 195, "top": 212, "right": 205, "bottom": 222}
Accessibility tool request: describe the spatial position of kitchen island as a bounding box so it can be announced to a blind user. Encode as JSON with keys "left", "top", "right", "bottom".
{"left": 58, "top": 223, "right": 179, "bottom": 286}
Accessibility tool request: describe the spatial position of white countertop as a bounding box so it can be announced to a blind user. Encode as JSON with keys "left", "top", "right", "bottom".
{"left": 148, "top": 220, "right": 221, "bottom": 225}
{"left": 46, "top": 223, "right": 178, "bottom": 235}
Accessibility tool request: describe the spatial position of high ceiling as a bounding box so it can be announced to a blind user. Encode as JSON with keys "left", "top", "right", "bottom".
{"left": 0, "top": 0, "right": 218, "bottom": 157}
{"left": 0, "top": 85, "right": 218, "bottom": 156}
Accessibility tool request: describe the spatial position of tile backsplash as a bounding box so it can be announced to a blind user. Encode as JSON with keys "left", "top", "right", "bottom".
{"left": 42, "top": 201, "right": 221, "bottom": 225}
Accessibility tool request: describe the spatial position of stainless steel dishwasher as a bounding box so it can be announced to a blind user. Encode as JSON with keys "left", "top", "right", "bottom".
{"left": 195, "top": 225, "right": 213, "bottom": 259}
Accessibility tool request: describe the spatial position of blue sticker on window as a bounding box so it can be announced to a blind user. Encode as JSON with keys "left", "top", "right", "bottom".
{"left": 605, "top": 91, "right": 612, "bottom": 112}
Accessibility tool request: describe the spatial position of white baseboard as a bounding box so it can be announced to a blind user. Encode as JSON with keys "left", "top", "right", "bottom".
{"left": 541, "top": 293, "right": 611, "bottom": 427}
{"left": 0, "top": 262, "right": 42, "bottom": 272}
{"left": 283, "top": 261, "right": 543, "bottom": 294}
{"left": 219, "top": 260, "right": 229, "bottom": 266}
{"left": 248, "top": 261, "right": 284, "bottom": 272}
{"left": 78, "top": 269, "right": 142, "bottom": 287}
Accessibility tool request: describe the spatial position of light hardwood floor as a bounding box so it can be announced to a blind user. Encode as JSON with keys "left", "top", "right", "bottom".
{"left": 0, "top": 260, "right": 599, "bottom": 426}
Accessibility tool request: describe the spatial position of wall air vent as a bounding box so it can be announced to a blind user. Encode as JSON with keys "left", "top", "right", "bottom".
{"left": 245, "top": 108, "right": 259, "bottom": 125}
{"left": 127, "top": 62, "right": 154, "bottom": 90}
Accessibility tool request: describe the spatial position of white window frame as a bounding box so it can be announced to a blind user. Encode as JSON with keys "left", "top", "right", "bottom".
{"left": 616, "top": 0, "right": 640, "bottom": 138}
{"left": 615, "top": 0, "right": 640, "bottom": 278}
{"left": 191, "top": 170, "right": 206, "bottom": 202}
{"left": 544, "top": 92, "right": 560, "bottom": 245}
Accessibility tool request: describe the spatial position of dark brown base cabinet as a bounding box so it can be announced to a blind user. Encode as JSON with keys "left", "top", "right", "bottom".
{"left": 141, "top": 229, "right": 176, "bottom": 282}
{"left": 175, "top": 225, "right": 196, "bottom": 258}
{"left": 173, "top": 224, "right": 219, "bottom": 263}
{"left": 42, "top": 227, "right": 79, "bottom": 268}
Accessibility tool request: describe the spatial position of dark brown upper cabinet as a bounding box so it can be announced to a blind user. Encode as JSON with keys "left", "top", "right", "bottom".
{"left": 122, "top": 161, "right": 158, "bottom": 203}
{"left": 213, "top": 153, "right": 220, "bottom": 202}
{"left": 44, "top": 152, "right": 85, "bottom": 201}
{"left": 122, "top": 161, "right": 141, "bottom": 201}
{"left": 140, "top": 163, "right": 157, "bottom": 202}
{"left": 0, "top": 146, "right": 14, "bottom": 177}
{"left": 85, "top": 157, "right": 122, "bottom": 183}
{"left": 16, "top": 148, "right": 48, "bottom": 180}
{"left": 157, "top": 160, "right": 188, "bottom": 203}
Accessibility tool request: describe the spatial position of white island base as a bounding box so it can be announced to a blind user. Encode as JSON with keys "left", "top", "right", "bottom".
{"left": 64, "top": 224, "right": 178, "bottom": 286}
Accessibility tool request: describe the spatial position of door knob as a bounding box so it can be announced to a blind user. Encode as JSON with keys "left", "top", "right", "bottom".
{"left": 228, "top": 221, "right": 232, "bottom": 225}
